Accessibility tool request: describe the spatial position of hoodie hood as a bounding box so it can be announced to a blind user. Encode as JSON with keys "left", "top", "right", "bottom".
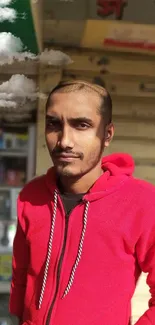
{"left": 46, "top": 153, "right": 135, "bottom": 202}
{"left": 102, "top": 153, "right": 135, "bottom": 176}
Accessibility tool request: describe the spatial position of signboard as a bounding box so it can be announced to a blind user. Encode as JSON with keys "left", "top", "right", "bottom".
{"left": 45, "top": 0, "right": 155, "bottom": 25}
{"left": 79, "top": 20, "right": 155, "bottom": 54}
{"left": 44, "top": 0, "right": 155, "bottom": 53}
{"left": 104, "top": 23, "right": 155, "bottom": 51}
{"left": 97, "top": 0, "right": 127, "bottom": 20}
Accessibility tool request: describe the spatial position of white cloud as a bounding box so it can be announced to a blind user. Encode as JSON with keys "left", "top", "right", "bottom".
{"left": 0, "top": 75, "right": 39, "bottom": 111}
{"left": 0, "top": 8, "right": 16, "bottom": 22}
{"left": 0, "top": 32, "right": 23, "bottom": 54}
{"left": 0, "top": 0, "right": 13, "bottom": 6}
{"left": 0, "top": 33, "right": 73, "bottom": 67}
{"left": 40, "top": 49, "right": 73, "bottom": 66}
{"left": 0, "top": 75, "right": 37, "bottom": 100}
{"left": 0, "top": 100, "right": 17, "bottom": 108}
{"left": 0, "top": 93, "right": 15, "bottom": 100}
{"left": 0, "top": 52, "right": 37, "bottom": 65}
{"left": 0, "top": 32, "right": 36, "bottom": 65}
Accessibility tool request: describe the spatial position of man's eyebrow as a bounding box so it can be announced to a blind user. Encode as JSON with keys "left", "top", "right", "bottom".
{"left": 68, "top": 117, "right": 94, "bottom": 124}
{"left": 46, "top": 114, "right": 60, "bottom": 120}
{"left": 46, "top": 115, "right": 93, "bottom": 124}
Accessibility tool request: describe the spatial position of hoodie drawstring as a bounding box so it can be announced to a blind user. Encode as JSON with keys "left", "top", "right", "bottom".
{"left": 62, "top": 200, "right": 90, "bottom": 298}
{"left": 39, "top": 190, "right": 58, "bottom": 309}
{"left": 38, "top": 190, "right": 90, "bottom": 309}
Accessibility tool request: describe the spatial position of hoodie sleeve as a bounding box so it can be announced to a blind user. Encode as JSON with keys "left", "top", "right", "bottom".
{"left": 9, "top": 196, "right": 29, "bottom": 320}
{"left": 134, "top": 208, "right": 155, "bottom": 325}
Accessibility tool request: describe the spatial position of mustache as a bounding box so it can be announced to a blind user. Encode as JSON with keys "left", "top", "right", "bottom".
{"left": 51, "top": 147, "right": 84, "bottom": 160}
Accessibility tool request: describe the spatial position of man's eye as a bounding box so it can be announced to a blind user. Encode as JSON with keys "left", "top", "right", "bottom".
{"left": 78, "top": 123, "right": 89, "bottom": 129}
{"left": 46, "top": 121, "right": 60, "bottom": 130}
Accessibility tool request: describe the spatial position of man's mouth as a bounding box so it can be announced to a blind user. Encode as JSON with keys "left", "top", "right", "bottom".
{"left": 54, "top": 153, "right": 79, "bottom": 161}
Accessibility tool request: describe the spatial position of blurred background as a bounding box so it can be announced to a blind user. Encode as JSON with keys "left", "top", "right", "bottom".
{"left": 0, "top": 0, "right": 155, "bottom": 323}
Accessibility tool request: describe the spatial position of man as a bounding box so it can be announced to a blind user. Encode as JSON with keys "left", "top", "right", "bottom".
{"left": 10, "top": 80, "right": 155, "bottom": 325}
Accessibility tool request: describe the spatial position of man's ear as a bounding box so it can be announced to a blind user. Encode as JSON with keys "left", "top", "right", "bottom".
{"left": 104, "top": 123, "right": 114, "bottom": 148}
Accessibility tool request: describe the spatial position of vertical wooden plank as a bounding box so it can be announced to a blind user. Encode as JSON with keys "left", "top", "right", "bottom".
{"left": 36, "top": 67, "right": 62, "bottom": 175}
{"left": 30, "top": 0, "right": 43, "bottom": 52}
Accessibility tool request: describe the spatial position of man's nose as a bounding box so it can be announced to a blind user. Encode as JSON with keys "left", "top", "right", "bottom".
{"left": 58, "top": 126, "right": 74, "bottom": 150}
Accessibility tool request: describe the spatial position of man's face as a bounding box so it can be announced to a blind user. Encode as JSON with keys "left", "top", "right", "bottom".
{"left": 45, "top": 90, "right": 113, "bottom": 178}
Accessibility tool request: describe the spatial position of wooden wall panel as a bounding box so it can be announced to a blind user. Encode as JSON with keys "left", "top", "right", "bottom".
{"left": 106, "top": 140, "right": 155, "bottom": 161}
{"left": 135, "top": 166, "right": 155, "bottom": 185}
{"left": 36, "top": 97, "right": 52, "bottom": 176}
{"left": 64, "top": 52, "right": 155, "bottom": 78}
{"left": 113, "top": 98, "right": 155, "bottom": 121}
{"left": 114, "top": 120, "right": 155, "bottom": 140}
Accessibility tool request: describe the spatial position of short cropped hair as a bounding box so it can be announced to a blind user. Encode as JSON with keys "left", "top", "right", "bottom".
{"left": 45, "top": 80, "right": 112, "bottom": 125}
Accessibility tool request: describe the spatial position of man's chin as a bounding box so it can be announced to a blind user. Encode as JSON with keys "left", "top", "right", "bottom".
{"left": 55, "top": 166, "right": 76, "bottom": 177}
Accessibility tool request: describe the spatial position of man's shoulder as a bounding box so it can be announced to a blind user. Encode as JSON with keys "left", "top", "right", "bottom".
{"left": 130, "top": 177, "right": 155, "bottom": 228}
{"left": 129, "top": 176, "right": 155, "bottom": 202}
{"left": 24, "top": 174, "right": 46, "bottom": 189}
{"left": 19, "top": 173, "right": 50, "bottom": 202}
{"left": 131, "top": 176, "right": 155, "bottom": 191}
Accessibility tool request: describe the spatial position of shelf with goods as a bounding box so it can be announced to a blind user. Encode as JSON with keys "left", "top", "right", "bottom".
{"left": 0, "top": 124, "right": 36, "bottom": 297}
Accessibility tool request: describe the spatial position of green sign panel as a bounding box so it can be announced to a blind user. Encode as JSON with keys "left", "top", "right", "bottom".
{"left": 0, "top": 0, "right": 39, "bottom": 54}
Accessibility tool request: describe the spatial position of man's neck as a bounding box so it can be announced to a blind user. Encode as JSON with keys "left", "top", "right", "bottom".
{"left": 57, "top": 165, "right": 103, "bottom": 194}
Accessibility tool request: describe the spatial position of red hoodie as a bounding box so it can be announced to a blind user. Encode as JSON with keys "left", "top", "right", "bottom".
{"left": 10, "top": 153, "right": 155, "bottom": 325}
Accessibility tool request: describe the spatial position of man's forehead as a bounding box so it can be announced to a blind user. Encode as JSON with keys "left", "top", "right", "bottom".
{"left": 50, "top": 83, "right": 106, "bottom": 94}
{"left": 47, "top": 91, "right": 102, "bottom": 117}
{"left": 49, "top": 88, "right": 102, "bottom": 106}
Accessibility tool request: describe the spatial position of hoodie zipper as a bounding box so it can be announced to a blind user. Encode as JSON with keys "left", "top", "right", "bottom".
{"left": 45, "top": 192, "right": 89, "bottom": 325}
{"left": 45, "top": 194, "right": 81, "bottom": 325}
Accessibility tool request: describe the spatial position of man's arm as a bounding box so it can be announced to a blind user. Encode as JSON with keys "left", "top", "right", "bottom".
{"left": 134, "top": 214, "right": 155, "bottom": 325}
{"left": 9, "top": 197, "right": 29, "bottom": 322}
